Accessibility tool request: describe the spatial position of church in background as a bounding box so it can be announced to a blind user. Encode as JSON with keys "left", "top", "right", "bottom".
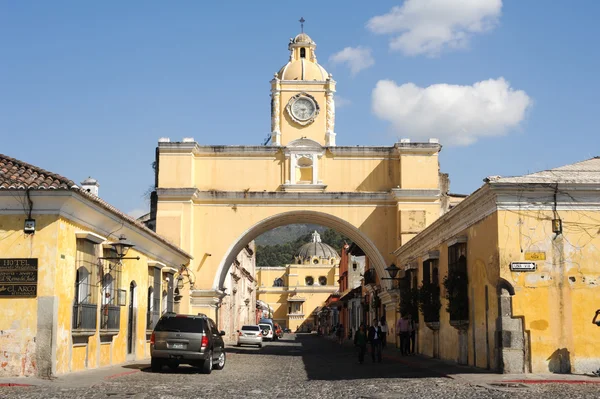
{"left": 256, "top": 231, "right": 339, "bottom": 332}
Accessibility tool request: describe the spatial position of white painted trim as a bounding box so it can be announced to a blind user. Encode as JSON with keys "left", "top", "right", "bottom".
{"left": 148, "top": 260, "right": 167, "bottom": 269}
{"left": 75, "top": 231, "right": 107, "bottom": 244}
{"left": 447, "top": 236, "right": 468, "bottom": 247}
{"left": 422, "top": 250, "right": 440, "bottom": 261}
{"left": 161, "top": 266, "right": 178, "bottom": 274}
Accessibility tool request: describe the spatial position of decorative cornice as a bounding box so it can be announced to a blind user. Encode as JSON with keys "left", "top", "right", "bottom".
{"left": 157, "top": 188, "right": 397, "bottom": 205}
{"left": 75, "top": 231, "right": 107, "bottom": 244}
{"left": 280, "top": 184, "right": 327, "bottom": 192}
{"left": 158, "top": 142, "right": 280, "bottom": 157}
{"left": 391, "top": 188, "right": 440, "bottom": 201}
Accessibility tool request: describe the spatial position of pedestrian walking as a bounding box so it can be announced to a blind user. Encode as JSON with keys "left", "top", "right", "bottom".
{"left": 354, "top": 323, "right": 368, "bottom": 364}
{"left": 396, "top": 314, "right": 410, "bottom": 355}
{"left": 379, "top": 316, "right": 388, "bottom": 348}
{"left": 337, "top": 323, "right": 344, "bottom": 345}
{"left": 408, "top": 314, "right": 416, "bottom": 355}
{"left": 368, "top": 318, "right": 383, "bottom": 362}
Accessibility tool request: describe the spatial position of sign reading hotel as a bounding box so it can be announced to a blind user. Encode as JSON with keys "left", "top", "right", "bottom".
{"left": 510, "top": 262, "right": 536, "bottom": 272}
{"left": 0, "top": 258, "right": 38, "bottom": 297}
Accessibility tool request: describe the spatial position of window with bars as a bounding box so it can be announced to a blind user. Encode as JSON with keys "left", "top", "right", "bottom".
{"left": 147, "top": 267, "right": 161, "bottom": 330}
{"left": 100, "top": 248, "right": 122, "bottom": 330}
{"left": 73, "top": 239, "right": 99, "bottom": 331}
{"left": 446, "top": 243, "right": 469, "bottom": 321}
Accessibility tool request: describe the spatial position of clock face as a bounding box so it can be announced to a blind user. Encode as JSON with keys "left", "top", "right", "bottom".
{"left": 291, "top": 97, "right": 316, "bottom": 121}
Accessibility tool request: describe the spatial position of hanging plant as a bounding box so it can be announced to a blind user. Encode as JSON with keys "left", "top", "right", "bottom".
{"left": 418, "top": 281, "right": 441, "bottom": 323}
{"left": 399, "top": 285, "right": 419, "bottom": 321}
{"left": 442, "top": 271, "right": 469, "bottom": 322}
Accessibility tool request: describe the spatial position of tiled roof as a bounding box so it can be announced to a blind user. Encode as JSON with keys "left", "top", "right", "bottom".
{"left": 0, "top": 153, "right": 192, "bottom": 260}
{"left": 0, "top": 154, "right": 76, "bottom": 190}
{"left": 486, "top": 157, "right": 600, "bottom": 185}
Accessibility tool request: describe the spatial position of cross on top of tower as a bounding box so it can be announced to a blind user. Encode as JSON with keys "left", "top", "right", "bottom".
{"left": 299, "top": 17, "right": 305, "bottom": 33}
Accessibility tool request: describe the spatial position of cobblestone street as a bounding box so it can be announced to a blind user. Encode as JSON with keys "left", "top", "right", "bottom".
{"left": 2, "top": 334, "right": 600, "bottom": 399}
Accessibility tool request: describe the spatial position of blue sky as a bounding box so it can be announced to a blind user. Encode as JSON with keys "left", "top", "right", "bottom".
{"left": 2, "top": 1, "right": 599, "bottom": 217}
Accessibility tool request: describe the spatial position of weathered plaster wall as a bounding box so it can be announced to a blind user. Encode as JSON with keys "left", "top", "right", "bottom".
{"left": 0, "top": 214, "right": 59, "bottom": 378}
{"left": 498, "top": 209, "right": 600, "bottom": 374}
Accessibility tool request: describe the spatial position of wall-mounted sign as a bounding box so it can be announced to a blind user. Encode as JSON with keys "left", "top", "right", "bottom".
{"left": 525, "top": 252, "right": 546, "bottom": 261}
{"left": 510, "top": 262, "right": 536, "bottom": 272}
{"left": 0, "top": 258, "right": 38, "bottom": 297}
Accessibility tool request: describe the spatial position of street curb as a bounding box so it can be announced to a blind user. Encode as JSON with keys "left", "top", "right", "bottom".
{"left": 104, "top": 370, "right": 141, "bottom": 380}
{"left": 0, "top": 383, "right": 34, "bottom": 387}
{"left": 501, "top": 379, "right": 600, "bottom": 385}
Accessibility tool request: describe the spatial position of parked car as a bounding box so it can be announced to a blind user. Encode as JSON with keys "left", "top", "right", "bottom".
{"left": 237, "top": 325, "right": 263, "bottom": 348}
{"left": 259, "top": 318, "right": 277, "bottom": 340}
{"left": 274, "top": 323, "right": 283, "bottom": 339}
{"left": 283, "top": 328, "right": 292, "bottom": 334}
{"left": 258, "top": 323, "right": 274, "bottom": 340}
{"left": 150, "top": 313, "right": 226, "bottom": 374}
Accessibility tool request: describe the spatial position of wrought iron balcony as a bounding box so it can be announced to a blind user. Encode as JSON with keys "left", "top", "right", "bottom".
{"left": 73, "top": 303, "right": 97, "bottom": 331}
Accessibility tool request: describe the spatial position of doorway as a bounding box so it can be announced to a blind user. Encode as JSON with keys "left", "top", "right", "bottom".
{"left": 127, "top": 281, "right": 137, "bottom": 357}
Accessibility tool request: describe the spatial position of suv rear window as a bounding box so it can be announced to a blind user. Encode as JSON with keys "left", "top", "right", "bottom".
{"left": 241, "top": 325, "right": 260, "bottom": 331}
{"left": 154, "top": 317, "right": 205, "bottom": 333}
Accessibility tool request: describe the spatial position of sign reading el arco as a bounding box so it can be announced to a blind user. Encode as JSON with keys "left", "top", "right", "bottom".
{"left": 0, "top": 258, "right": 38, "bottom": 297}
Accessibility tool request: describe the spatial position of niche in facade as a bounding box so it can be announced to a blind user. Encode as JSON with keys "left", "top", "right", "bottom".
{"left": 305, "top": 276, "right": 314, "bottom": 286}
{"left": 318, "top": 276, "right": 327, "bottom": 285}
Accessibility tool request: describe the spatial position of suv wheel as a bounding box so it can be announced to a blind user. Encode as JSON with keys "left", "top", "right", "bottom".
{"left": 151, "top": 358, "right": 163, "bottom": 372}
{"left": 214, "top": 352, "right": 226, "bottom": 370}
{"left": 202, "top": 350, "right": 213, "bottom": 374}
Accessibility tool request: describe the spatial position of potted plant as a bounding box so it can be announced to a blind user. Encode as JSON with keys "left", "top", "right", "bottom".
{"left": 443, "top": 271, "right": 469, "bottom": 328}
{"left": 418, "top": 280, "right": 441, "bottom": 330}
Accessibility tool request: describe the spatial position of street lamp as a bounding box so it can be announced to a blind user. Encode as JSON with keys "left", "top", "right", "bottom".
{"left": 382, "top": 263, "right": 402, "bottom": 280}
{"left": 99, "top": 235, "right": 140, "bottom": 261}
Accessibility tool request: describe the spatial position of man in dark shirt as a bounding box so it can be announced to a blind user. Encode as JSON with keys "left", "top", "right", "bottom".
{"left": 368, "top": 318, "right": 383, "bottom": 363}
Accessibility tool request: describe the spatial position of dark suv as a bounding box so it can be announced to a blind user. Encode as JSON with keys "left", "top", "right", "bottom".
{"left": 150, "top": 313, "right": 226, "bottom": 374}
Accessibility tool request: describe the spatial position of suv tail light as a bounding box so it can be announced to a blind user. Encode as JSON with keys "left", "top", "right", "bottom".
{"left": 150, "top": 332, "right": 155, "bottom": 345}
{"left": 238, "top": 331, "right": 243, "bottom": 336}
{"left": 201, "top": 335, "right": 209, "bottom": 348}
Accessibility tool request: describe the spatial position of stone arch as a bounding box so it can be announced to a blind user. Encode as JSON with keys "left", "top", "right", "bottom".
{"left": 212, "top": 210, "right": 388, "bottom": 290}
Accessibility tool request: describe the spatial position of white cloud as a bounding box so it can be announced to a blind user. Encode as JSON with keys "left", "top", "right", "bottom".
{"left": 367, "top": 0, "right": 502, "bottom": 56}
{"left": 335, "top": 95, "right": 352, "bottom": 108}
{"left": 128, "top": 208, "right": 148, "bottom": 219}
{"left": 329, "top": 46, "right": 375, "bottom": 75}
{"left": 371, "top": 77, "right": 532, "bottom": 146}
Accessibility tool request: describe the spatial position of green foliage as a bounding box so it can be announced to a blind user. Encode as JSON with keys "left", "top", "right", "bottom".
{"left": 399, "top": 280, "right": 419, "bottom": 321}
{"left": 256, "top": 228, "right": 351, "bottom": 266}
{"left": 418, "top": 281, "right": 441, "bottom": 323}
{"left": 254, "top": 224, "right": 326, "bottom": 246}
{"left": 442, "top": 271, "right": 469, "bottom": 321}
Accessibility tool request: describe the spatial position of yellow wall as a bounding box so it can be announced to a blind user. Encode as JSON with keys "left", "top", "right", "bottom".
{"left": 0, "top": 211, "right": 183, "bottom": 377}
{"left": 257, "top": 261, "right": 339, "bottom": 331}
{"left": 498, "top": 209, "right": 600, "bottom": 373}
{"left": 159, "top": 151, "right": 440, "bottom": 193}
{"left": 408, "top": 213, "right": 500, "bottom": 369}
{"left": 0, "top": 214, "right": 58, "bottom": 377}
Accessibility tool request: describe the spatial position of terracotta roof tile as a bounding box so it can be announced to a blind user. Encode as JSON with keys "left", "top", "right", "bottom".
{"left": 0, "top": 154, "right": 76, "bottom": 190}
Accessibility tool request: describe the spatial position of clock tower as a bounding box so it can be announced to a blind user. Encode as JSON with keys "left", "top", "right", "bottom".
{"left": 270, "top": 32, "right": 336, "bottom": 146}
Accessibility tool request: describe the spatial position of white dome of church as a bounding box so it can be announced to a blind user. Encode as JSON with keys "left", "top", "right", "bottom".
{"left": 277, "top": 31, "right": 329, "bottom": 81}
{"left": 295, "top": 231, "right": 339, "bottom": 262}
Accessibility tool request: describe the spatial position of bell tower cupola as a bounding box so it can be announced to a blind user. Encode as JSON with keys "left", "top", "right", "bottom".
{"left": 270, "top": 22, "right": 336, "bottom": 147}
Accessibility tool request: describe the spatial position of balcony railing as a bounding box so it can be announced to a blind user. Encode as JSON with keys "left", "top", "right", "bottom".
{"left": 73, "top": 303, "right": 97, "bottom": 330}
{"left": 101, "top": 305, "right": 120, "bottom": 330}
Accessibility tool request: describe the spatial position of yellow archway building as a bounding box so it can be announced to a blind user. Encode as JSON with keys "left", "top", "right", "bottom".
{"left": 154, "top": 31, "right": 445, "bottom": 325}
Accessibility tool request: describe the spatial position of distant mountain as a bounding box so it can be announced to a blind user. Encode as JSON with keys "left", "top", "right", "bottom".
{"left": 254, "top": 224, "right": 327, "bottom": 245}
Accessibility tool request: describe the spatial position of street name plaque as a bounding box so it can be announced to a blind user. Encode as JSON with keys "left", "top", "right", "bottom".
{"left": 0, "top": 258, "right": 38, "bottom": 297}
{"left": 510, "top": 261, "right": 536, "bottom": 272}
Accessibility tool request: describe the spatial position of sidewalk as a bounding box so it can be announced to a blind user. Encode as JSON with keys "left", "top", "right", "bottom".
{"left": 322, "top": 333, "right": 600, "bottom": 386}
{"left": 0, "top": 360, "right": 149, "bottom": 388}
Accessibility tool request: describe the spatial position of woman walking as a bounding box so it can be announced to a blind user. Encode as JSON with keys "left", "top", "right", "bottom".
{"left": 337, "top": 323, "right": 344, "bottom": 345}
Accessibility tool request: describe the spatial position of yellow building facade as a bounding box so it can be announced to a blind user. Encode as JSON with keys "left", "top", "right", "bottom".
{"left": 154, "top": 31, "right": 446, "bottom": 326}
{"left": 394, "top": 157, "right": 600, "bottom": 374}
{"left": 0, "top": 155, "right": 191, "bottom": 378}
{"left": 256, "top": 231, "right": 339, "bottom": 331}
